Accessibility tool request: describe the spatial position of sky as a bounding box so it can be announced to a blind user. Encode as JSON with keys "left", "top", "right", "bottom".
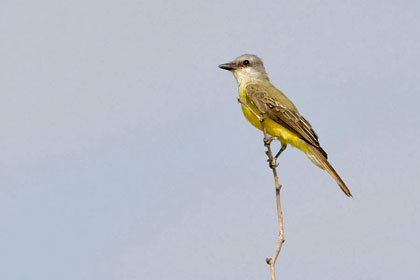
{"left": 1, "top": 0, "right": 420, "bottom": 279}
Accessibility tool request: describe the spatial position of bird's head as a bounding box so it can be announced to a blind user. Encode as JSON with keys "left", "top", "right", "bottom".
{"left": 219, "top": 54, "right": 269, "bottom": 85}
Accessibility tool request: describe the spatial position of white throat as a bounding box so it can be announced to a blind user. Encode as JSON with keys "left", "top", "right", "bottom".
{"left": 232, "top": 68, "right": 269, "bottom": 86}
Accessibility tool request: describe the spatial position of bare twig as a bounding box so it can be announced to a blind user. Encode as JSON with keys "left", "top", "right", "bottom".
{"left": 263, "top": 135, "right": 285, "bottom": 280}
{"left": 238, "top": 98, "right": 285, "bottom": 280}
{"left": 237, "top": 98, "right": 262, "bottom": 121}
{"left": 260, "top": 119, "right": 285, "bottom": 280}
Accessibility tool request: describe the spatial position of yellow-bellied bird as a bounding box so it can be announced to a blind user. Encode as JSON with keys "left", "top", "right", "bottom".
{"left": 219, "top": 54, "right": 352, "bottom": 197}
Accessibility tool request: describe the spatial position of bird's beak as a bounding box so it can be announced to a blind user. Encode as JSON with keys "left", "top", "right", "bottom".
{"left": 218, "top": 62, "right": 238, "bottom": 71}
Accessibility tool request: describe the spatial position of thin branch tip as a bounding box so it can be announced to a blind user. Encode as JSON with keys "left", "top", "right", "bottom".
{"left": 237, "top": 99, "right": 285, "bottom": 280}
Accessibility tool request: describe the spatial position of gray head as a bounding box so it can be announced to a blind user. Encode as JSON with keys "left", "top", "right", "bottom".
{"left": 219, "top": 54, "right": 269, "bottom": 84}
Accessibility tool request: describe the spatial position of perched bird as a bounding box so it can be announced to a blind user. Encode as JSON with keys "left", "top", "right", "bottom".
{"left": 219, "top": 54, "right": 352, "bottom": 197}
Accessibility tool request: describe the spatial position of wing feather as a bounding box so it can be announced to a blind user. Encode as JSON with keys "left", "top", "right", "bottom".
{"left": 246, "top": 84, "right": 326, "bottom": 156}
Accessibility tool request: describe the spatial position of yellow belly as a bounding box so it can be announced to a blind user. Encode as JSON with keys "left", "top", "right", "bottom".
{"left": 239, "top": 89, "right": 309, "bottom": 152}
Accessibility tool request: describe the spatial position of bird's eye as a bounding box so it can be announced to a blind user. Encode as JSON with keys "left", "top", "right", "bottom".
{"left": 243, "top": 60, "right": 250, "bottom": 66}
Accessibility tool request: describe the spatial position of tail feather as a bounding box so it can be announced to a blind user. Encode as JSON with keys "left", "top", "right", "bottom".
{"left": 307, "top": 146, "right": 352, "bottom": 197}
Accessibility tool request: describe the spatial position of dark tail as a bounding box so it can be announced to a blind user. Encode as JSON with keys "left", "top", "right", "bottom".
{"left": 308, "top": 145, "right": 352, "bottom": 197}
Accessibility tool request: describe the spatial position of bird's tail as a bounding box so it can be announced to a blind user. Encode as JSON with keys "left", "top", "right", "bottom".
{"left": 306, "top": 145, "right": 352, "bottom": 197}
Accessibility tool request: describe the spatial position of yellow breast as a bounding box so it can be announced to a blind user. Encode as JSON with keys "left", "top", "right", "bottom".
{"left": 239, "top": 88, "right": 308, "bottom": 151}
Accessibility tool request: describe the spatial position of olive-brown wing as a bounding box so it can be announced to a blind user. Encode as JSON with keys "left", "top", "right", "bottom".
{"left": 245, "top": 84, "right": 324, "bottom": 152}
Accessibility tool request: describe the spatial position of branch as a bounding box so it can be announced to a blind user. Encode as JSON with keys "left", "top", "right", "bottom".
{"left": 263, "top": 134, "right": 285, "bottom": 280}
{"left": 238, "top": 98, "right": 285, "bottom": 280}
{"left": 237, "top": 98, "right": 262, "bottom": 121}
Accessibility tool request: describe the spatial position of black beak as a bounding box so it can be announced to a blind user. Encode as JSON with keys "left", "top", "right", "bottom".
{"left": 218, "top": 62, "right": 237, "bottom": 71}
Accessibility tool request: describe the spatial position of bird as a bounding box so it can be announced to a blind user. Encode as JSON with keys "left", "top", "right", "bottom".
{"left": 219, "top": 54, "right": 352, "bottom": 197}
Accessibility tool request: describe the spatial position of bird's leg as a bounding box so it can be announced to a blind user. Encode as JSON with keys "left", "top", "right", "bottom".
{"left": 266, "top": 142, "right": 286, "bottom": 168}
{"left": 275, "top": 143, "right": 287, "bottom": 159}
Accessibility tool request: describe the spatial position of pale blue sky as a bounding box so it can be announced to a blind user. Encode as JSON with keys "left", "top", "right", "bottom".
{"left": 1, "top": 0, "right": 420, "bottom": 279}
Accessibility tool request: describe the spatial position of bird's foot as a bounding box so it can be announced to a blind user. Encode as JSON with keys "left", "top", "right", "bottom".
{"left": 268, "top": 158, "right": 279, "bottom": 169}
{"left": 263, "top": 136, "right": 274, "bottom": 146}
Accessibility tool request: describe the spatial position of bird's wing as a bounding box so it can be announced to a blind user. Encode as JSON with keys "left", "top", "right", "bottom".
{"left": 245, "top": 83, "right": 322, "bottom": 149}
